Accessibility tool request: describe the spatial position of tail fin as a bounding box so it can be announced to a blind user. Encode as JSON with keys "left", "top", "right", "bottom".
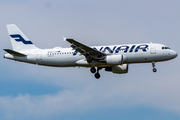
{"left": 7, "top": 24, "right": 39, "bottom": 52}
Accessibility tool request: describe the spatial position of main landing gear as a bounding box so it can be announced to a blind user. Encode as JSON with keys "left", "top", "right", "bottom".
{"left": 152, "top": 62, "right": 157, "bottom": 73}
{"left": 90, "top": 67, "right": 102, "bottom": 79}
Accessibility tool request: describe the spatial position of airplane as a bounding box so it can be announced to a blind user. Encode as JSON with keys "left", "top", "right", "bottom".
{"left": 4, "top": 24, "right": 178, "bottom": 79}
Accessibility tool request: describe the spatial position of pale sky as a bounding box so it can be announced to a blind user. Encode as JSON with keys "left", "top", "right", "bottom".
{"left": 0, "top": 0, "right": 180, "bottom": 120}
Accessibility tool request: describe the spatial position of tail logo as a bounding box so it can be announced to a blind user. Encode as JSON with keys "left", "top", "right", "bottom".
{"left": 10, "top": 34, "right": 33, "bottom": 44}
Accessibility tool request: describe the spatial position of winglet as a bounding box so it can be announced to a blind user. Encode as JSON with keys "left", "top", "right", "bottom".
{"left": 62, "top": 36, "right": 67, "bottom": 41}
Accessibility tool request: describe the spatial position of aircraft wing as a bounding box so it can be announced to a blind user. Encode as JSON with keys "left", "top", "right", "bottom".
{"left": 65, "top": 38, "right": 105, "bottom": 62}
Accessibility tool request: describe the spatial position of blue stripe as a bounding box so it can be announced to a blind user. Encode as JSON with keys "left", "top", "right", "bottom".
{"left": 10, "top": 34, "right": 33, "bottom": 44}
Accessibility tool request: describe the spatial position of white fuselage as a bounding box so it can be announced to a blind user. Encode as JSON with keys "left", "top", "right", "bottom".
{"left": 4, "top": 24, "right": 178, "bottom": 79}
{"left": 4, "top": 43, "right": 177, "bottom": 67}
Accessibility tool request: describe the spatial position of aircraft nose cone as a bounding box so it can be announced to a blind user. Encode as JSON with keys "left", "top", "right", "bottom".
{"left": 172, "top": 51, "right": 178, "bottom": 58}
{"left": 175, "top": 52, "right": 178, "bottom": 58}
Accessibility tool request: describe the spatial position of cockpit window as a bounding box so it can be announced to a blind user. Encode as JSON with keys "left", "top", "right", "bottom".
{"left": 165, "top": 47, "right": 170, "bottom": 49}
{"left": 162, "top": 47, "right": 171, "bottom": 50}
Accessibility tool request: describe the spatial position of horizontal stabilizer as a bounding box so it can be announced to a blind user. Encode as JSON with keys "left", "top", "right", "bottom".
{"left": 4, "top": 49, "right": 26, "bottom": 56}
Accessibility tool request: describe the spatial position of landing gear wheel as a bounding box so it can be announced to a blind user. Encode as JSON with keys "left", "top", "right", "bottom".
{"left": 152, "top": 62, "right": 157, "bottom": 73}
{"left": 94, "top": 72, "right": 100, "bottom": 79}
{"left": 153, "top": 68, "right": 157, "bottom": 72}
{"left": 90, "top": 67, "right": 96, "bottom": 73}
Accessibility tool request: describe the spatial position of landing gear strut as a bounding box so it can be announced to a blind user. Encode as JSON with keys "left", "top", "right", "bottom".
{"left": 152, "top": 62, "right": 157, "bottom": 72}
{"left": 90, "top": 67, "right": 102, "bottom": 79}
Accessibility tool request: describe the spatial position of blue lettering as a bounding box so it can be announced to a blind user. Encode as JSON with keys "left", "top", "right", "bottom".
{"left": 99, "top": 47, "right": 104, "bottom": 52}
{"left": 102, "top": 46, "right": 116, "bottom": 53}
{"left": 72, "top": 44, "right": 149, "bottom": 55}
{"left": 115, "top": 46, "right": 129, "bottom": 53}
{"left": 93, "top": 47, "right": 98, "bottom": 51}
{"left": 93, "top": 47, "right": 104, "bottom": 52}
{"left": 73, "top": 50, "right": 78, "bottom": 55}
{"left": 135, "top": 45, "right": 149, "bottom": 52}
{"left": 129, "top": 45, "right": 136, "bottom": 52}
{"left": 73, "top": 47, "right": 104, "bottom": 56}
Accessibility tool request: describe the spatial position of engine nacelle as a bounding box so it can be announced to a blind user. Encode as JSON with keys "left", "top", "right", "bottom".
{"left": 106, "top": 54, "right": 127, "bottom": 65}
{"left": 105, "top": 64, "right": 128, "bottom": 74}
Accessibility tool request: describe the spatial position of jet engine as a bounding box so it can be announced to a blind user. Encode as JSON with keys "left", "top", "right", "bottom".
{"left": 106, "top": 54, "right": 127, "bottom": 65}
{"left": 105, "top": 64, "right": 128, "bottom": 74}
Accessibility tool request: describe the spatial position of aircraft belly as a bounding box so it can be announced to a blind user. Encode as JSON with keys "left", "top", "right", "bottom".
{"left": 42, "top": 55, "right": 82, "bottom": 67}
{"left": 126, "top": 52, "right": 169, "bottom": 63}
{"left": 126, "top": 53, "right": 154, "bottom": 63}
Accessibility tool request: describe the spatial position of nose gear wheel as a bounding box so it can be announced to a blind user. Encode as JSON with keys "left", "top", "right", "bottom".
{"left": 152, "top": 62, "right": 157, "bottom": 73}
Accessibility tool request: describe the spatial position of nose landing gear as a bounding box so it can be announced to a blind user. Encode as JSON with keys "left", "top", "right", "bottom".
{"left": 152, "top": 62, "right": 157, "bottom": 72}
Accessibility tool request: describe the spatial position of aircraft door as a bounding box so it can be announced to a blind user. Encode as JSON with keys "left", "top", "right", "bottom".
{"left": 36, "top": 50, "right": 42, "bottom": 61}
{"left": 150, "top": 43, "right": 156, "bottom": 54}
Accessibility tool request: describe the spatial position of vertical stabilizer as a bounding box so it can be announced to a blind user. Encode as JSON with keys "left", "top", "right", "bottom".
{"left": 7, "top": 24, "right": 39, "bottom": 51}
